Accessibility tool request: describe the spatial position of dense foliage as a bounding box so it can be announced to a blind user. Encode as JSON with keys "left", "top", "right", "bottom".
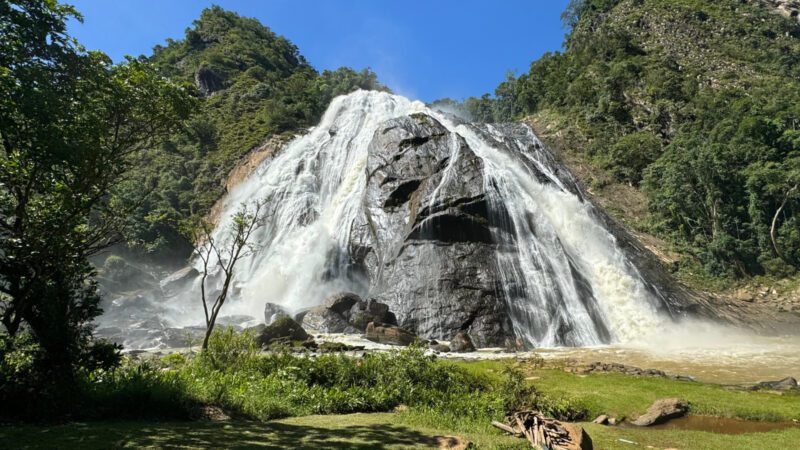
{"left": 114, "top": 6, "right": 387, "bottom": 256}
{"left": 465, "top": 0, "right": 800, "bottom": 278}
{"left": 2, "top": 329, "right": 585, "bottom": 425}
{"left": 0, "top": 0, "right": 193, "bottom": 401}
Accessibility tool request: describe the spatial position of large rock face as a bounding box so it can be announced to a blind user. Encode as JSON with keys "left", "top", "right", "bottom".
{"left": 349, "top": 114, "right": 514, "bottom": 347}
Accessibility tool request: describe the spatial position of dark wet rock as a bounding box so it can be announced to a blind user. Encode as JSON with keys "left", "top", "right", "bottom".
{"left": 302, "top": 305, "right": 353, "bottom": 333}
{"left": 351, "top": 114, "right": 516, "bottom": 347}
{"left": 257, "top": 316, "right": 309, "bottom": 346}
{"left": 348, "top": 298, "right": 397, "bottom": 331}
{"left": 365, "top": 322, "right": 417, "bottom": 346}
{"left": 318, "top": 341, "right": 366, "bottom": 353}
{"left": 160, "top": 267, "right": 200, "bottom": 297}
{"left": 632, "top": 398, "right": 689, "bottom": 426}
{"left": 264, "top": 302, "right": 290, "bottom": 325}
{"left": 449, "top": 330, "right": 476, "bottom": 353}
{"left": 323, "top": 292, "right": 361, "bottom": 315}
{"left": 752, "top": 377, "right": 798, "bottom": 391}
{"left": 293, "top": 307, "right": 311, "bottom": 323}
{"left": 430, "top": 344, "right": 451, "bottom": 353}
{"left": 301, "top": 293, "right": 396, "bottom": 334}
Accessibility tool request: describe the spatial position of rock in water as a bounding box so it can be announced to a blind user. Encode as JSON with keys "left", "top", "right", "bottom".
{"left": 348, "top": 298, "right": 397, "bottom": 331}
{"left": 160, "top": 267, "right": 199, "bottom": 297}
{"left": 264, "top": 302, "right": 289, "bottom": 325}
{"left": 301, "top": 305, "right": 353, "bottom": 333}
{"left": 323, "top": 292, "right": 361, "bottom": 314}
{"left": 258, "top": 316, "right": 309, "bottom": 346}
{"left": 365, "top": 322, "right": 417, "bottom": 346}
{"left": 449, "top": 330, "right": 476, "bottom": 353}
{"left": 632, "top": 398, "right": 689, "bottom": 426}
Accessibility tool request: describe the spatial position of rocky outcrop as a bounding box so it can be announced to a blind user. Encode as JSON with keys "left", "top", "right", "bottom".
{"left": 257, "top": 316, "right": 309, "bottom": 346}
{"left": 631, "top": 398, "right": 689, "bottom": 426}
{"left": 350, "top": 114, "right": 515, "bottom": 347}
{"left": 264, "top": 302, "right": 289, "bottom": 325}
{"left": 752, "top": 377, "right": 798, "bottom": 391}
{"left": 449, "top": 330, "right": 476, "bottom": 353}
{"left": 365, "top": 322, "right": 417, "bottom": 346}
{"left": 300, "top": 293, "right": 396, "bottom": 334}
{"left": 194, "top": 65, "right": 224, "bottom": 95}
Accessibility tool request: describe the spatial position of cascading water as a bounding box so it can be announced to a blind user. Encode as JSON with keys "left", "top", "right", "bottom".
{"left": 99, "top": 90, "right": 670, "bottom": 349}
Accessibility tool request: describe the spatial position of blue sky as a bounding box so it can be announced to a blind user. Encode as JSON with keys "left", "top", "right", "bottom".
{"left": 66, "top": 0, "right": 570, "bottom": 102}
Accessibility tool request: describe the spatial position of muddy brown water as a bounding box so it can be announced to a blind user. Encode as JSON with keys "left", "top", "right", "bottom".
{"left": 641, "top": 415, "right": 800, "bottom": 434}
{"left": 532, "top": 331, "right": 800, "bottom": 384}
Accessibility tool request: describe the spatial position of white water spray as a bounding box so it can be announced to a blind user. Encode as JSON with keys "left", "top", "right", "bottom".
{"left": 110, "top": 90, "right": 669, "bottom": 347}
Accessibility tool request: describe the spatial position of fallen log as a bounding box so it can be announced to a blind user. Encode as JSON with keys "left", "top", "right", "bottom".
{"left": 492, "top": 410, "right": 593, "bottom": 450}
{"left": 491, "top": 420, "right": 522, "bottom": 437}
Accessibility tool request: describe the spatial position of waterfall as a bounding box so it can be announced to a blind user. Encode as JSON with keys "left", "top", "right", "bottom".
{"left": 105, "top": 90, "right": 668, "bottom": 348}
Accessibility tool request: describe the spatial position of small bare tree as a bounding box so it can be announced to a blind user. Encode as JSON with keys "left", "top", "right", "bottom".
{"left": 191, "top": 200, "right": 266, "bottom": 350}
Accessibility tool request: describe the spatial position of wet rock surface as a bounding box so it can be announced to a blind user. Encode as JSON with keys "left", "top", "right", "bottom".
{"left": 300, "top": 293, "right": 396, "bottom": 334}
{"left": 449, "top": 330, "right": 476, "bottom": 353}
{"left": 365, "top": 322, "right": 417, "bottom": 346}
{"left": 351, "top": 114, "right": 516, "bottom": 347}
{"left": 257, "top": 316, "right": 309, "bottom": 346}
{"left": 264, "top": 302, "right": 289, "bottom": 325}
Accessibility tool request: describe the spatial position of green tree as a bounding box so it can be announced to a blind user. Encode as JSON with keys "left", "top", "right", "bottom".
{"left": 0, "top": 0, "right": 194, "bottom": 383}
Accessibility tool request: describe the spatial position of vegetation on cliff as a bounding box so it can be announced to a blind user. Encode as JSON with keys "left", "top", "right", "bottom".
{"left": 462, "top": 0, "right": 800, "bottom": 281}
{"left": 112, "top": 6, "right": 387, "bottom": 257}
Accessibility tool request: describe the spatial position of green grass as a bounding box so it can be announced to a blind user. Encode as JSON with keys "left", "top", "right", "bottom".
{"left": 527, "top": 369, "right": 800, "bottom": 422}
{"left": 2, "top": 413, "right": 798, "bottom": 450}
{"left": 0, "top": 413, "right": 527, "bottom": 449}
{"left": 583, "top": 423, "right": 800, "bottom": 450}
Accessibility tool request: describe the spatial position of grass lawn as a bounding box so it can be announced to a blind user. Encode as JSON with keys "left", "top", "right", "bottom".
{"left": 527, "top": 368, "right": 800, "bottom": 422}
{"left": 582, "top": 423, "right": 800, "bottom": 450}
{"left": 0, "top": 413, "right": 526, "bottom": 449}
{"left": 2, "top": 412, "right": 799, "bottom": 450}
{"left": 3, "top": 360, "right": 799, "bottom": 449}
{"left": 447, "top": 359, "right": 800, "bottom": 421}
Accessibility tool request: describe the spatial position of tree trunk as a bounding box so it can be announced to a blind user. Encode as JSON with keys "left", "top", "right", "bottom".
{"left": 771, "top": 184, "right": 798, "bottom": 261}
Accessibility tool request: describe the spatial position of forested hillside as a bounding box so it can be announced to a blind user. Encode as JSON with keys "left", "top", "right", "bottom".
{"left": 462, "top": 0, "right": 800, "bottom": 282}
{"left": 113, "top": 6, "right": 386, "bottom": 258}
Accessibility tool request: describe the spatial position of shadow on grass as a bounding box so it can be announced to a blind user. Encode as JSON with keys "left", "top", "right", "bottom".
{"left": 1, "top": 418, "right": 445, "bottom": 449}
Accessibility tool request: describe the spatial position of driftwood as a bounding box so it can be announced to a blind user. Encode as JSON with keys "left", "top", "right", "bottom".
{"left": 491, "top": 410, "right": 593, "bottom": 450}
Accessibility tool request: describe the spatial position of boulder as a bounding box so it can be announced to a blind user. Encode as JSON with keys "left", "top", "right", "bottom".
{"left": 430, "top": 344, "right": 451, "bottom": 353}
{"left": 754, "top": 377, "right": 798, "bottom": 391}
{"left": 631, "top": 398, "right": 688, "bottom": 426}
{"left": 159, "top": 267, "right": 199, "bottom": 296}
{"left": 592, "top": 415, "right": 609, "bottom": 425}
{"left": 257, "top": 316, "right": 309, "bottom": 346}
{"left": 323, "top": 292, "right": 361, "bottom": 315}
{"left": 302, "top": 305, "right": 354, "bottom": 333}
{"left": 365, "top": 322, "right": 417, "bottom": 346}
{"left": 264, "top": 302, "right": 289, "bottom": 325}
{"left": 348, "top": 298, "right": 397, "bottom": 331}
{"left": 449, "top": 330, "right": 476, "bottom": 353}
